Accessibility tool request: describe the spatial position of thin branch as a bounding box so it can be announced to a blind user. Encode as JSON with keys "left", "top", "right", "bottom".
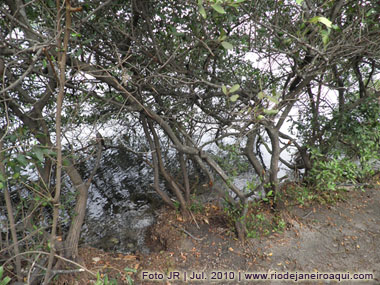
{"left": 80, "top": 0, "right": 112, "bottom": 23}
{"left": 0, "top": 48, "right": 44, "bottom": 95}
{"left": 3, "top": 250, "right": 96, "bottom": 277}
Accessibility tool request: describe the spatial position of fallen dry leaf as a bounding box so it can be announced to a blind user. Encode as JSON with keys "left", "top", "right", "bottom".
{"left": 92, "top": 257, "right": 101, "bottom": 263}
{"left": 123, "top": 255, "right": 137, "bottom": 260}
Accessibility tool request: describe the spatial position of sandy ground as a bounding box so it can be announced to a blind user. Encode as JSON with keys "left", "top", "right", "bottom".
{"left": 55, "top": 179, "right": 380, "bottom": 284}
{"left": 139, "top": 184, "right": 380, "bottom": 285}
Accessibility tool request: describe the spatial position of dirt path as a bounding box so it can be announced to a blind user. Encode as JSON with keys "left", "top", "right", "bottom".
{"left": 56, "top": 182, "right": 380, "bottom": 284}
{"left": 140, "top": 185, "right": 380, "bottom": 284}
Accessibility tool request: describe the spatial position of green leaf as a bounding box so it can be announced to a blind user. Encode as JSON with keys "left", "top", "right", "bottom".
{"left": 309, "top": 16, "right": 332, "bottom": 28}
{"left": 218, "top": 34, "right": 227, "bottom": 42}
{"left": 1, "top": 274, "right": 10, "bottom": 285}
{"left": 199, "top": 6, "right": 207, "bottom": 19}
{"left": 75, "top": 48, "right": 83, "bottom": 56}
{"left": 62, "top": 158, "right": 71, "bottom": 167}
{"left": 263, "top": 109, "right": 279, "bottom": 115}
{"left": 283, "top": 38, "right": 292, "bottom": 46}
{"left": 320, "top": 29, "right": 330, "bottom": 45}
{"left": 0, "top": 182, "right": 3, "bottom": 189}
{"left": 230, "top": 94, "right": 239, "bottom": 102}
{"left": 296, "top": 0, "right": 304, "bottom": 4}
{"left": 124, "top": 267, "right": 137, "bottom": 273}
{"left": 229, "top": 84, "right": 240, "bottom": 93}
{"left": 221, "top": 41, "right": 233, "bottom": 50}
{"left": 258, "top": 91, "right": 265, "bottom": 99}
{"left": 16, "top": 154, "right": 28, "bottom": 167}
{"left": 71, "top": 32, "right": 81, "bottom": 38}
{"left": 222, "top": 85, "right": 228, "bottom": 95}
{"left": 9, "top": 135, "right": 17, "bottom": 142}
{"left": 34, "top": 147, "right": 44, "bottom": 162}
{"left": 0, "top": 267, "right": 10, "bottom": 285}
{"left": 308, "top": 16, "right": 318, "bottom": 24}
{"left": 47, "top": 0, "right": 55, "bottom": 8}
{"left": 318, "top": 17, "right": 332, "bottom": 28}
{"left": 267, "top": 96, "right": 279, "bottom": 104}
{"left": 211, "top": 3, "right": 226, "bottom": 14}
{"left": 42, "top": 148, "right": 56, "bottom": 157}
{"left": 42, "top": 59, "right": 47, "bottom": 68}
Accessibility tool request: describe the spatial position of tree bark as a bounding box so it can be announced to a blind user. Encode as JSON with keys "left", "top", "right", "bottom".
{"left": 141, "top": 114, "right": 176, "bottom": 208}
{"left": 63, "top": 163, "right": 89, "bottom": 259}
{"left": 266, "top": 127, "right": 280, "bottom": 196}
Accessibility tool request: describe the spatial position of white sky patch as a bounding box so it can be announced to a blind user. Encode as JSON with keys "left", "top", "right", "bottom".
{"left": 244, "top": 52, "right": 263, "bottom": 69}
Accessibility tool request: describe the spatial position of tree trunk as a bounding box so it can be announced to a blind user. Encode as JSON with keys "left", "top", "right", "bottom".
{"left": 141, "top": 115, "right": 176, "bottom": 208}
{"left": 266, "top": 127, "right": 280, "bottom": 197}
{"left": 244, "top": 131, "right": 266, "bottom": 182}
{"left": 148, "top": 120, "right": 189, "bottom": 214}
{"left": 63, "top": 163, "right": 90, "bottom": 259}
{"left": 179, "top": 153, "right": 191, "bottom": 203}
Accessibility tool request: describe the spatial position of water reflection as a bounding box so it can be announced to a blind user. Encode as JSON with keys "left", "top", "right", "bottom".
{"left": 81, "top": 147, "right": 161, "bottom": 254}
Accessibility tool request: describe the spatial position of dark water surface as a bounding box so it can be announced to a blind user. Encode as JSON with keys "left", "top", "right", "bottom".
{"left": 80, "top": 147, "right": 162, "bottom": 253}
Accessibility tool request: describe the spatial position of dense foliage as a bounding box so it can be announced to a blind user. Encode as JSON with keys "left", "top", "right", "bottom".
{"left": 0, "top": 0, "right": 379, "bottom": 283}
